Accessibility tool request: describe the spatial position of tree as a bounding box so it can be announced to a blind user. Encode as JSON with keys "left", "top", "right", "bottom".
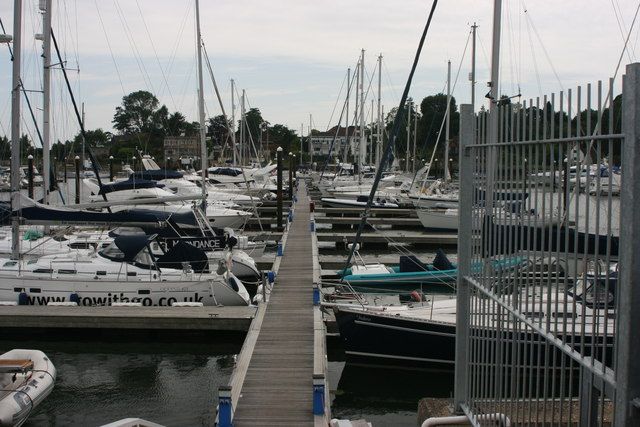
{"left": 416, "top": 93, "right": 459, "bottom": 162}
{"left": 384, "top": 99, "right": 420, "bottom": 162}
{"left": 112, "top": 90, "right": 167, "bottom": 135}
{"left": 239, "top": 108, "right": 264, "bottom": 144}
{"left": 268, "top": 124, "right": 299, "bottom": 155}
{"left": 73, "top": 128, "right": 110, "bottom": 147}
{"left": 166, "top": 112, "right": 198, "bottom": 137}
{"left": 208, "top": 115, "right": 232, "bottom": 147}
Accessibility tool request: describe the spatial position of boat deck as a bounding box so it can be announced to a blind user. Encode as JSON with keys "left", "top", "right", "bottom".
{"left": 232, "top": 182, "right": 316, "bottom": 426}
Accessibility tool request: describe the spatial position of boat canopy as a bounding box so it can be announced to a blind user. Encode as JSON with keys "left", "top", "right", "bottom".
{"left": 113, "top": 234, "right": 155, "bottom": 263}
{"left": 132, "top": 169, "right": 183, "bottom": 181}
{"left": 207, "top": 167, "right": 243, "bottom": 176}
{"left": 99, "top": 177, "right": 164, "bottom": 195}
{"left": 156, "top": 240, "right": 209, "bottom": 273}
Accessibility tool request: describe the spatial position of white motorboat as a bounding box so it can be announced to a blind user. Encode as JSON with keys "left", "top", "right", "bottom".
{"left": 177, "top": 175, "right": 262, "bottom": 207}
{"left": 0, "top": 234, "right": 250, "bottom": 306}
{"left": 0, "top": 349, "right": 56, "bottom": 427}
{"left": 416, "top": 208, "right": 458, "bottom": 231}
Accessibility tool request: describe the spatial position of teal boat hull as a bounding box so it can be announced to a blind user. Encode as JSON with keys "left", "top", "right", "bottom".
{"left": 339, "top": 257, "right": 524, "bottom": 289}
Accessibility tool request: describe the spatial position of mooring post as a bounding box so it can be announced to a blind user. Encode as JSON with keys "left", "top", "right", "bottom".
{"left": 109, "top": 155, "right": 114, "bottom": 182}
{"left": 74, "top": 155, "right": 80, "bottom": 204}
{"left": 261, "top": 270, "right": 267, "bottom": 301}
{"left": 27, "top": 154, "right": 34, "bottom": 199}
{"left": 313, "top": 373, "right": 325, "bottom": 415}
{"left": 288, "top": 151, "right": 293, "bottom": 200}
{"left": 293, "top": 154, "right": 298, "bottom": 201}
{"left": 276, "top": 146, "right": 283, "bottom": 232}
{"left": 313, "top": 282, "right": 320, "bottom": 306}
{"left": 218, "top": 385, "right": 233, "bottom": 427}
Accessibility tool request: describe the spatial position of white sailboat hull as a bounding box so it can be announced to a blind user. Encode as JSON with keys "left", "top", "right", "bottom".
{"left": 0, "top": 275, "right": 248, "bottom": 307}
{"left": 416, "top": 208, "right": 459, "bottom": 231}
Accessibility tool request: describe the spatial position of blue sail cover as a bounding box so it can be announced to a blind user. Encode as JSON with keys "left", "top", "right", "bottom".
{"left": 99, "top": 177, "right": 164, "bottom": 195}
{"left": 208, "top": 167, "right": 242, "bottom": 177}
{"left": 132, "top": 169, "right": 183, "bottom": 181}
{"left": 15, "top": 196, "right": 196, "bottom": 227}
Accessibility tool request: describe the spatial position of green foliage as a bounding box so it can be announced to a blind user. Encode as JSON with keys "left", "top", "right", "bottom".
{"left": 112, "top": 90, "right": 166, "bottom": 135}
{"left": 268, "top": 124, "right": 299, "bottom": 156}
{"left": 73, "top": 128, "right": 111, "bottom": 148}
{"left": 239, "top": 108, "right": 264, "bottom": 145}
{"left": 384, "top": 99, "right": 421, "bottom": 160}
{"left": 417, "top": 93, "right": 459, "bottom": 157}
{"left": 208, "top": 115, "right": 232, "bottom": 146}
{"left": 166, "top": 112, "right": 199, "bottom": 137}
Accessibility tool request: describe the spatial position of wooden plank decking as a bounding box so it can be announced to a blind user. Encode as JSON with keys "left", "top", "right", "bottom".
{"left": 233, "top": 182, "right": 315, "bottom": 426}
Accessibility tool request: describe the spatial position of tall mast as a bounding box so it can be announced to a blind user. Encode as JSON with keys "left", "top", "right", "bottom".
{"left": 230, "top": 79, "right": 236, "bottom": 166}
{"left": 376, "top": 54, "right": 382, "bottom": 166}
{"left": 81, "top": 102, "right": 85, "bottom": 170}
{"left": 471, "top": 23, "right": 477, "bottom": 111}
{"left": 240, "top": 89, "right": 245, "bottom": 166}
{"left": 309, "top": 113, "right": 313, "bottom": 167}
{"left": 412, "top": 102, "right": 417, "bottom": 173}
{"left": 300, "top": 123, "right": 303, "bottom": 160}
{"left": 444, "top": 59, "right": 451, "bottom": 182}
{"left": 359, "top": 49, "right": 365, "bottom": 183}
{"left": 345, "top": 67, "right": 350, "bottom": 163}
{"left": 486, "top": 1, "right": 502, "bottom": 197}
{"left": 41, "top": 0, "right": 52, "bottom": 205}
{"left": 370, "top": 99, "right": 374, "bottom": 165}
{"left": 10, "top": 0, "right": 22, "bottom": 260}
{"left": 406, "top": 101, "right": 411, "bottom": 173}
{"left": 195, "top": 0, "right": 207, "bottom": 205}
{"left": 353, "top": 60, "right": 360, "bottom": 171}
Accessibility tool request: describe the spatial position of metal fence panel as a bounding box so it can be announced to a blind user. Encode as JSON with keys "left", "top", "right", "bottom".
{"left": 454, "top": 65, "right": 640, "bottom": 426}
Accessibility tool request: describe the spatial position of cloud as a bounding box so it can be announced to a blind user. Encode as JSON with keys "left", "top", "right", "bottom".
{"left": 1, "top": 0, "right": 639, "bottom": 139}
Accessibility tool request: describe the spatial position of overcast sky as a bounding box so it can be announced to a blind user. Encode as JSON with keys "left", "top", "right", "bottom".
{"left": 1, "top": 0, "right": 639, "bottom": 144}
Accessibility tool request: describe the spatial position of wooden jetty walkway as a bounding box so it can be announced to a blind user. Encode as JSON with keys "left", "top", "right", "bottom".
{"left": 223, "top": 180, "right": 326, "bottom": 426}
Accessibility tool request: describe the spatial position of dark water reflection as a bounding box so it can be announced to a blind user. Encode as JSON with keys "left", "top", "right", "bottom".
{"left": 329, "top": 360, "right": 454, "bottom": 427}
{"left": 0, "top": 336, "right": 243, "bottom": 427}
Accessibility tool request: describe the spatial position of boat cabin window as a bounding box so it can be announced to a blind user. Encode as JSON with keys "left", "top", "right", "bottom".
{"left": 133, "top": 248, "right": 154, "bottom": 267}
{"left": 33, "top": 268, "right": 53, "bottom": 274}
{"left": 69, "top": 242, "right": 96, "bottom": 250}
{"left": 27, "top": 259, "right": 37, "bottom": 264}
{"left": 58, "top": 269, "right": 77, "bottom": 274}
{"left": 100, "top": 243, "right": 125, "bottom": 261}
{"left": 3, "top": 261, "right": 17, "bottom": 267}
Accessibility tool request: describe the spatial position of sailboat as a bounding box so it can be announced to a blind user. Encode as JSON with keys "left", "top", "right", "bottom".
{"left": 338, "top": 249, "right": 524, "bottom": 290}
{"left": 0, "top": 0, "right": 251, "bottom": 307}
{"left": 332, "top": 267, "right": 616, "bottom": 366}
{"left": 0, "top": 233, "right": 250, "bottom": 306}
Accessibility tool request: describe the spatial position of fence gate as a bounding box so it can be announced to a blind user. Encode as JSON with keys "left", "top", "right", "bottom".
{"left": 454, "top": 63, "right": 640, "bottom": 426}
